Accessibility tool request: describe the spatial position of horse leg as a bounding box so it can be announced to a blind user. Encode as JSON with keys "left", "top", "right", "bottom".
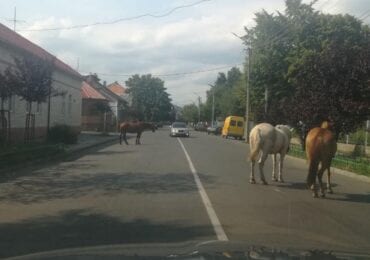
{"left": 137, "top": 132, "right": 142, "bottom": 145}
{"left": 327, "top": 167, "right": 333, "bottom": 194}
{"left": 317, "top": 165, "right": 326, "bottom": 198}
{"left": 119, "top": 130, "right": 122, "bottom": 145}
{"left": 258, "top": 151, "right": 268, "bottom": 185}
{"left": 278, "top": 153, "right": 285, "bottom": 183}
{"left": 123, "top": 131, "right": 129, "bottom": 145}
{"left": 272, "top": 154, "right": 278, "bottom": 182}
{"left": 250, "top": 160, "right": 256, "bottom": 184}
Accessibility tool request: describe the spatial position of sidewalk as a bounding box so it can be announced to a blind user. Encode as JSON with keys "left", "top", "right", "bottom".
{"left": 66, "top": 131, "right": 119, "bottom": 153}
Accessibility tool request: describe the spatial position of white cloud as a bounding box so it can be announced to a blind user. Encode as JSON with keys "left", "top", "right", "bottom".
{"left": 15, "top": 0, "right": 369, "bottom": 106}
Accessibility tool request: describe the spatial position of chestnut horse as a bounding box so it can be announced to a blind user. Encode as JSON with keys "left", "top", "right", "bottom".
{"left": 305, "top": 121, "right": 337, "bottom": 198}
{"left": 119, "top": 121, "right": 156, "bottom": 145}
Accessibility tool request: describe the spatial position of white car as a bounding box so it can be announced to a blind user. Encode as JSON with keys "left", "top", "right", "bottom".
{"left": 170, "top": 122, "right": 190, "bottom": 137}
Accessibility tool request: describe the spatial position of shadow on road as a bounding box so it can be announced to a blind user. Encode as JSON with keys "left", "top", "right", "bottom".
{"left": 91, "top": 150, "right": 136, "bottom": 156}
{"left": 326, "top": 193, "right": 370, "bottom": 204}
{"left": 0, "top": 171, "right": 214, "bottom": 204}
{"left": 276, "top": 182, "right": 338, "bottom": 190}
{"left": 0, "top": 209, "right": 213, "bottom": 258}
{"left": 276, "top": 182, "right": 370, "bottom": 204}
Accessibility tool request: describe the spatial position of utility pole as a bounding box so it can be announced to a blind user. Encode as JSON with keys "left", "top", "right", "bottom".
{"left": 365, "top": 120, "right": 369, "bottom": 155}
{"left": 244, "top": 47, "right": 252, "bottom": 142}
{"left": 197, "top": 96, "right": 201, "bottom": 122}
{"left": 212, "top": 89, "right": 215, "bottom": 126}
{"left": 208, "top": 84, "right": 215, "bottom": 126}
{"left": 264, "top": 85, "right": 268, "bottom": 116}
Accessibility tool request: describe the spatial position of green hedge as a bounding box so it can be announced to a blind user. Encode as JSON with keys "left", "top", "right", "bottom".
{"left": 288, "top": 144, "right": 370, "bottom": 176}
{"left": 47, "top": 125, "right": 78, "bottom": 144}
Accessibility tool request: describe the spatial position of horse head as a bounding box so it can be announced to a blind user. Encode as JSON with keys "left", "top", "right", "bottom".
{"left": 321, "top": 120, "right": 334, "bottom": 130}
{"left": 275, "top": 125, "right": 293, "bottom": 140}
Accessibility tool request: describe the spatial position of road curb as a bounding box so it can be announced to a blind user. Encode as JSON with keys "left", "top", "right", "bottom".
{"left": 65, "top": 135, "right": 118, "bottom": 155}
{"left": 286, "top": 155, "right": 370, "bottom": 184}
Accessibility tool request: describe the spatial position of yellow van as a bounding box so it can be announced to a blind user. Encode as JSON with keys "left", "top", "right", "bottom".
{"left": 222, "top": 116, "right": 244, "bottom": 139}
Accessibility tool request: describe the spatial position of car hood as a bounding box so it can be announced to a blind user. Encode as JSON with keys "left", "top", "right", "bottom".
{"left": 7, "top": 240, "right": 370, "bottom": 260}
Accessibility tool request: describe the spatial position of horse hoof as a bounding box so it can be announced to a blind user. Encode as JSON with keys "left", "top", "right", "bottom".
{"left": 320, "top": 193, "right": 326, "bottom": 198}
{"left": 313, "top": 193, "right": 318, "bottom": 198}
{"left": 327, "top": 189, "right": 333, "bottom": 194}
{"left": 272, "top": 178, "right": 278, "bottom": 182}
{"left": 250, "top": 179, "right": 256, "bottom": 184}
{"left": 278, "top": 179, "right": 284, "bottom": 183}
{"left": 261, "top": 180, "right": 268, "bottom": 185}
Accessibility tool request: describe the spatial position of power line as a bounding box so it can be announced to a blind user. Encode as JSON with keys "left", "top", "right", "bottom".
{"left": 82, "top": 64, "right": 243, "bottom": 78}
{"left": 18, "top": 0, "right": 212, "bottom": 32}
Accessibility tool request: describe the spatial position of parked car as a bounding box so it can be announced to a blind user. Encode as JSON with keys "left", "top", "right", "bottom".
{"left": 207, "top": 123, "right": 223, "bottom": 135}
{"left": 170, "top": 122, "right": 190, "bottom": 137}
{"left": 222, "top": 116, "right": 245, "bottom": 139}
{"left": 194, "top": 122, "right": 207, "bottom": 131}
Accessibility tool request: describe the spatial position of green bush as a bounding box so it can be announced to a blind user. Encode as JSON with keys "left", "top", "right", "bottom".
{"left": 47, "top": 125, "right": 78, "bottom": 144}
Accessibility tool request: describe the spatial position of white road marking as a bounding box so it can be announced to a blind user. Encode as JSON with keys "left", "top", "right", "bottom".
{"left": 274, "top": 188, "right": 283, "bottom": 193}
{"left": 177, "top": 138, "right": 229, "bottom": 241}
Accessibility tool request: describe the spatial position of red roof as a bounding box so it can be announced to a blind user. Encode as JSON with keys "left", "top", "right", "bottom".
{"left": 0, "top": 23, "right": 81, "bottom": 78}
{"left": 81, "top": 82, "right": 107, "bottom": 100}
{"left": 107, "top": 81, "right": 126, "bottom": 96}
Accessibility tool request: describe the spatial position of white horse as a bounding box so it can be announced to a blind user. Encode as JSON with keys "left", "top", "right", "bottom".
{"left": 249, "top": 123, "right": 292, "bottom": 184}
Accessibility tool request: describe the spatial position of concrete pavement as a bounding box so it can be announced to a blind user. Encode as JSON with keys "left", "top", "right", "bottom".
{"left": 0, "top": 127, "right": 369, "bottom": 258}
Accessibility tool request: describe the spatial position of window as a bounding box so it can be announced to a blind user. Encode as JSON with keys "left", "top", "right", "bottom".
{"left": 9, "top": 95, "right": 16, "bottom": 112}
{"left": 68, "top": 94, "right": 72, "bottom": 115}
{"left": 36, "top": 102, "right": 42, "bottom": 114}
{"left": 25, "top": 101, "right": 31, "bottom": 113}
{"left": 61, "top": 95, "right": 66, "bottom": 115}
{"left": 237, "top": 121, "right": 243, "bottom": 127}
{"left": 230, "top": 120, "right": 236, "bottom": 126}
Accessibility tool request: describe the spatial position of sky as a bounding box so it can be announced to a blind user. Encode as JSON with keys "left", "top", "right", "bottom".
{"left": 0, "top": 0, "right": 369, "bottom": 106}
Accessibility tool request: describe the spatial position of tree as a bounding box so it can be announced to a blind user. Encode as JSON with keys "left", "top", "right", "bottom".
{"left": 0, "top": 68, "right": 13, "bottom": 144}
{"left": 7, "top": 54, "right": 57, "bottom": 141}
{"left": 181, "top": 103, "right": 199, "bottom": 123}
{"left": 242, "top": 0, "right": 370, "bottom": 139}
{"left": 204, "top": 67, "right": 244, "bottom": 120}
{"left": 125, "top": 74, "right": 173, "bottom": 121}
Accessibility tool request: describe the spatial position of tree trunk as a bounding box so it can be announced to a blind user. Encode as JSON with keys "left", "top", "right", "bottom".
{"left": 24, "top": 101, "right": 32, "bottom": 143}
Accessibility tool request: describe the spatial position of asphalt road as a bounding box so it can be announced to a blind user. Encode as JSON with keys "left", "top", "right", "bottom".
{"left": 0, "top": 127, "right": 369, "bottom": 258}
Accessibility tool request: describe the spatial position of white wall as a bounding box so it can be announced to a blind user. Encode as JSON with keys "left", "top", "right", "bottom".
{"left": 0, "top": 41, "right": 82, "bottom": 130}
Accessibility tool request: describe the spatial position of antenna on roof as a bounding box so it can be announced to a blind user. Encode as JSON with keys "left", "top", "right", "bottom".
{"left": 6, "top": 7, "right": 25, "bottom": 32}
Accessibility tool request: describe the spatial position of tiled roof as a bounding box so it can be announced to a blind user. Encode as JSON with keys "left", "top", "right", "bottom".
{"left": 0, "top": 23, "right": 81, "bottom": 79}
{"left": 107, "top": 81, "right": 126, "bottom": 96}
{"left": 81, "top": 81, "right": 107, "bottom": 100}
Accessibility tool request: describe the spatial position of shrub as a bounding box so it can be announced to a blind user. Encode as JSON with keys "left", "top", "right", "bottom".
{"left": 47, "top": 125, "right": 78, "bottom": 144}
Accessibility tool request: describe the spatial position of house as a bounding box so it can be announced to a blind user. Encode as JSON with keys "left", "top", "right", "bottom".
{"left": 0, "top": 22, "right": 82, "bottom": 142}
{"left": 84, "top": 74, "right": 128, "bottom": 130}
{"left": 107, "top": 81, "right": 132, "bottom": 107}
{"left": 81, "top": 81, "right": 110, "bottom": 131}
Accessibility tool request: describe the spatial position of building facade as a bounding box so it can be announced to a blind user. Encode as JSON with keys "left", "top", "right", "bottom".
{"left": 0, "top": 23, "right": 82, "bottom": 142}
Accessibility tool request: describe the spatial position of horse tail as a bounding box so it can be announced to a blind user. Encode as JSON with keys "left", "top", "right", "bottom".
{"left": 250, "top": 128, "right": 262, "bottom": 161}
{"left": 307, "top": 158, "right": 319, "bottom": 188}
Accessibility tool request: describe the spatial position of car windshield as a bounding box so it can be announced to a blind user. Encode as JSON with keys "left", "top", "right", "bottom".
{"left": 172, "top": 123, "right": 187, "bottom": 128}
{"left": 0, "top": 0, "right": 369, "bottom": 258}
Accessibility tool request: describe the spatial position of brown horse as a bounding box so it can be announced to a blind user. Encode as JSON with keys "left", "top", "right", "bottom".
{"left": 119, "top": 121, "right": 156, "bottom": 145}
{"left": 305, "top": 121, "right": 337, "bottom": 198}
